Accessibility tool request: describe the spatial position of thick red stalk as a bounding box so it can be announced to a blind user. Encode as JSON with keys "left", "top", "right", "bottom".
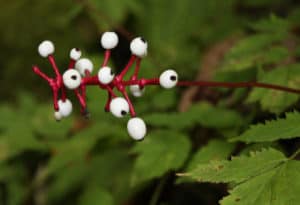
{"left": 102, "top": 50, "right": 111, "bottom": 67}
{"left": 48, "top": 55, "right": 61, "bottom": 79}
{"left": 176, "top": 81, "right": 300, "bottom": 94}
{"left": 118, "top": 55, "right": 136, "bottom": 79}
{"left": 33, "top": 45, "right": 300, "bottom": 119}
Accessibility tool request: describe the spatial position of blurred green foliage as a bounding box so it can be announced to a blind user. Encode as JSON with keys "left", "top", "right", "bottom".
{"left": 1, "top": 0, "right": 300, "bottom": 205}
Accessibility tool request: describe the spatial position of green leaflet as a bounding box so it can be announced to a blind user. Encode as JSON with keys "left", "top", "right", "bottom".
{"left": 144, "top": 102, "right": 243, "bottom": 130}
{"left": 179, "top": 149, "right": 286, "bottom": 183}
{"left": 232, "top": 111, "right": 300, "bottom": 143}
{"left": 79, "top": 186, "right": 114, "bottom": 205}
{"left": 88, "top": 0, "right": 141, "bottom": 28}
{"left": 220, "top": 159, "right": 300, "bottom": 205}
{"left": 250, "top": 15, "right": 291, "bottom": 33}
{"left": 177, "top": 139, "right": 236, "bottom": 183}
{"left": 48, "top": 149, "right": 133, "bottom": 204}
{"left": 184, "top": 139, "right": 236, "bottom": 172}
{"left": 179, "top": 148, "right": 300, "bottom": 205}
{"left": 131, "top": 130, "right": 191, "bottom": 185}
{"left": 220, "top": 34, "right": 288, "bottom": 72}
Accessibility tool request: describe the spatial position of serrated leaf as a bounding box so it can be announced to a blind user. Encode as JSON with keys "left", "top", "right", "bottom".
{"left": 180, "top": 148, "right": 300, "bottom": 205}
{"left": 177, "top": 139, "right": 235, "bottom": 183}
{"left": 220, "top": 159, "right": 300, "bottom": 205}
{"left": 185, "top": 139, "right": 236, "bottom": 172}
{"left": 180, "top": 148, "right": 285, "bottom": 183}
{"left": 221, "top": 33, "right": 288, "bottom": 72}
{"left": 131, "top": 130, "right": 191, "bottom": 185}
{"left": 247, "top": 64, "right": 300, "bottom": 113}
{"left": 231, "top": 111, "right": 300, "bottom": 143}
{"left": 250, "top": 15, "right": 291, "bottom": 33}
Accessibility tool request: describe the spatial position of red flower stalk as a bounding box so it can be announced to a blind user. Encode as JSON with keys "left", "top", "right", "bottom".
{"left": 33, "top": 32, "right": 300, "bottom": 140}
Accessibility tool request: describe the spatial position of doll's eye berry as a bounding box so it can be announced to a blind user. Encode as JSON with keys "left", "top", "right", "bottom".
{"left": 170, "top": 75, "right": 177, "bottom": 81}
{"left": 33, "top": 31, "right": 300, "bottom": 141}
{"left": 140, "top": 37, "right": 146, "bottom": 43}
{"left": 63, "top": 69, "right": 81, "bottom": 89}
{"left": 75, "top": 58, "right": 93, "bottom": 76}
{"left": 159, "top": 69, "right": 178, "bottom": 89}
{"left": 130, "top": 37, "right": 148, "bottom": 57}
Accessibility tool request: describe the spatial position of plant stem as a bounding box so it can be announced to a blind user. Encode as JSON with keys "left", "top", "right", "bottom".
{"left": 289, "top": 148, "right": 300, "bottom": 159}
{"left": 149, "top": 174, "right": 169, "bottom": 205}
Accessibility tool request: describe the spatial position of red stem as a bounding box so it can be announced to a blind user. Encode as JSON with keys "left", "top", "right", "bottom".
{"left": 177, "top": 81, "right": 300, "bottom": 94}
{"left": 32, "top": 66, "right": 51, "bottom": 82}
{"left": 102, "top": 50, "right": 111, "bottom": 67}
{"left": 105, "top": 92, "right": 112, "bottom": 112}
{"left": 132, "top": 58, "right": 141, "bottom": 79}
{"left": 61, "top": 86, "right": 67, "bottom": 102}
{"left": 48, "top": 55, "right": 61, "bottom": 78}
{"left": 68, "top": 59, "right": 76, "bottom": 69}
{"left": 121, "top": 90, "right": 136, "bottom": 117}
{"left": 118, "top": 55, "right": 136, "bottom": 79}
{"left": 52, "top": 87, "right": 59, "bottom": 111}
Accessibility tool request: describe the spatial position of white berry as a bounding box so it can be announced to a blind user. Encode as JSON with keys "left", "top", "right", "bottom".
{"left": 58, "top": 99, "right": 73, "bottom": 117}
{"left": 129, "top": 85, "right": 145, "bottom": 97}
{"left": 127, "top": 117, "right": 147, "bottom": 140}
{"left": 130, "top": 37, "right": 148, "bottom": 57}
{"left": 159, "top": 69, "right": 178, "bottom": 89}
{"left": 75, "top": 58, "right": 94, "bottom": 76}
{"left": 54, "top": 111, "right": 63, "bottom": 121}
{"left": 101, "top": 32, "right": 119, "bottom": 49}
{"left": 38, "top": 40, "right": 54, "bottom": 57}
{"left": 98, "top": 66, "right": 115, "bottom": 84}
{"left": 109, "top": 97, "right": 129, "bottom": 118}
{"left": 70, "top": 48, "right": 82, "bottom": 60}
{"left": 62, "top": 69, "right": 82, "bottom": 90}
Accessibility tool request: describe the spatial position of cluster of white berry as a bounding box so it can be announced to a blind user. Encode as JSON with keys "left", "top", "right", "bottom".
{"left": 36, "top": 32, "right": 178, "bottom": 140}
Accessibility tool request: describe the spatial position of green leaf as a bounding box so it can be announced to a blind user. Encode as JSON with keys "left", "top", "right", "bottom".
{"left": 144, "top": 102, "right": 243, "bottom": 130}
{"left": 47, "top": 131, "right": 99, "bottom": 174}
{"left": 231, "top": 111, "right": 300, "bottom": 143}
{"left": 221, "top": 33, "right": 288, "bottom": 72}
{"left": 79, "top": 186, "right": 114, "bottom": 205}
{"left": 177, "top": 139, "right": 235, "bottom": 183}
{"left": 250, "top": 15, "right": 291, "bottom": 33}
{"left": 180, "top": 148, "right": 300, "bottom": 205}
{"left": 131, "top": 130, "right": 191, "bottom": 185}
{"left": 220, "top": 159, "right": 300, "bottom": 205}
{"left": 185, "top": 139, "right": 236, "bottom": 172}
{"left": 47, "top": 159, "right": 88, "bottom": 202}
{"left": 48, "top": 149, "right": 133, "bottom": 203}
{"left": 179, "top": 148, "right": 285, "bottom": 183}
{"left": 88, "top": 0, "right": 141, "bottom": 28}
{"left": 247, "top": 64, "right": 300, "bottom": 113}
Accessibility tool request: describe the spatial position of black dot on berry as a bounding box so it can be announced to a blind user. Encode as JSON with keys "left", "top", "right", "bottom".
{"left": 75, "top": 48, "right": 80, "bottom": 51}
{"left": 71, "top": 75, "right": 77, "bottom": 80}
{"left": 110, "top": 70, "right": 114, "bottom": 75}
{"left": 140, "top": 37, "right": 146, "bottom": 43}
{"left": 121, "top": 110, "right": 127, "bottom": 116}
{"left": 170, "top": 75, "right": 177, "bottom": 81}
